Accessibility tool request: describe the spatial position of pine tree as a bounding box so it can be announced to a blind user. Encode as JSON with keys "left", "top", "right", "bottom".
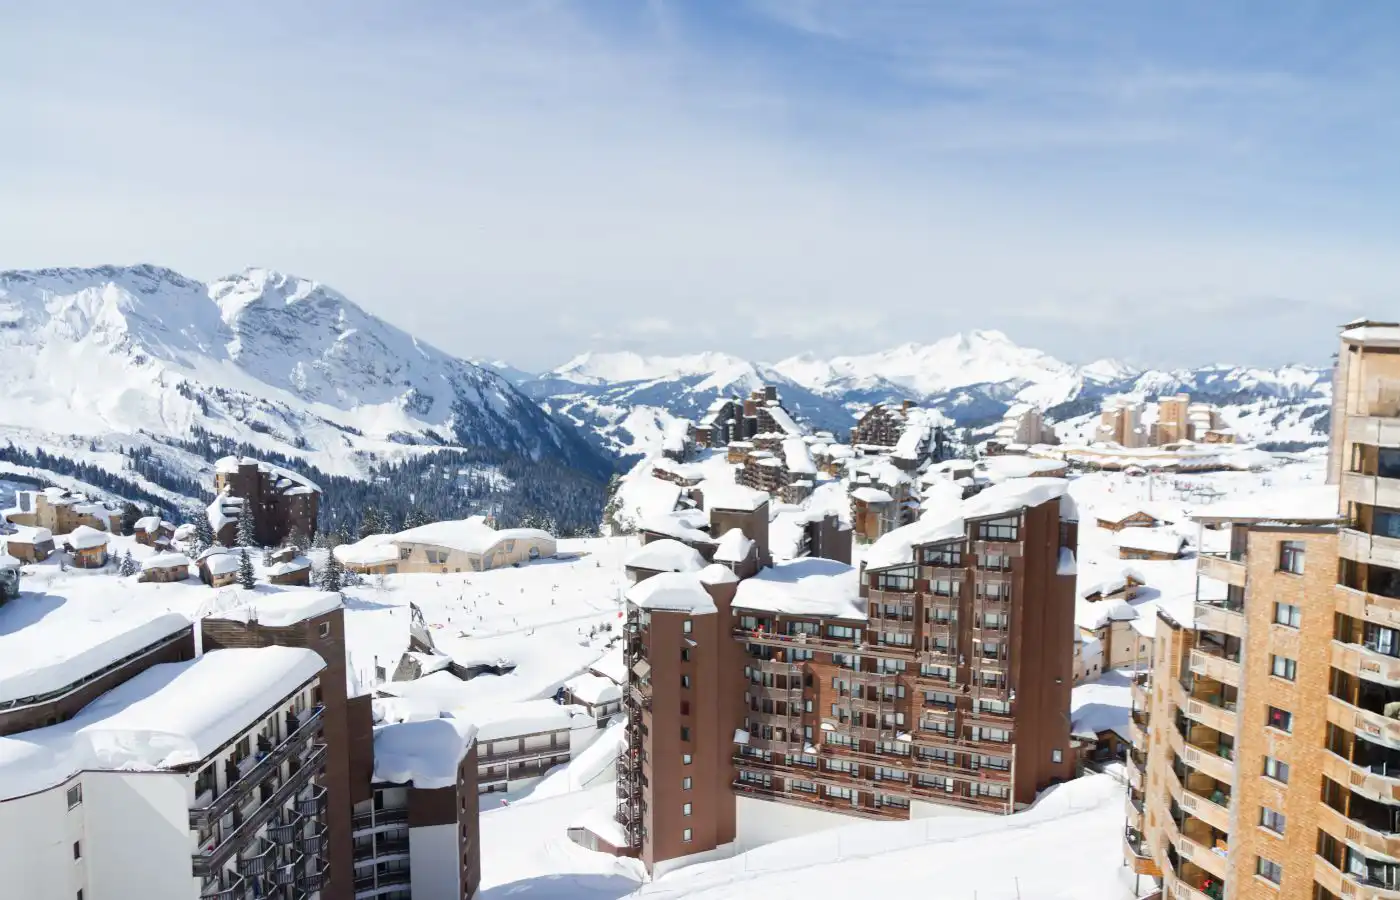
{"left": 236, "top": 502, "right": 256, "bottom": 548}
{"left": 238, "top": 548, "right": 256, "bottom": 589}
{"left": 404, "top": 507, "right": 432, "bottom": 529}
{"left": 193, "top": 512, "right": 215, "bottom": 555}
{"left": 358, "top": 507, "right": 384, "bottom": 540}
{"left": 317, "top": 552, "right": 343, "bottom": 593}
{"left": 119, "top": 550, "right": 139, "bottom": 577}
{"left": 120, "top": 502, "right": 143, "bottom": 536}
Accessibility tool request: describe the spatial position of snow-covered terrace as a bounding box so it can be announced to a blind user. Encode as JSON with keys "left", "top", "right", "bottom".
{"left": 732, "top": 558, "right": 864, "bottom": 621}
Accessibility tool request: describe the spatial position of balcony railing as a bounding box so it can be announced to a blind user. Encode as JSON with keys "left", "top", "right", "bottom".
{"left": 733, "top": 627, "right": 862, "bottom": 654}
{"left": 192, "top": 743, "right": 326, "bottom": 877}
{"left": 191, "top": 705, "right": 325, "bottom": 827}
{"left": 199, "top": 874, "right": 248, "bottom": 900}
{"left": 236, "top": 840, "right": 276, "bottom": 876}
{"left": 1195, "top": 554, "right": 1246, "bottom": 588}
{"left": 1333, "top": 639, "right": 1400, "bottom": 688}
{"left": 295, "top": 783, "right": 327, "bottom": 817}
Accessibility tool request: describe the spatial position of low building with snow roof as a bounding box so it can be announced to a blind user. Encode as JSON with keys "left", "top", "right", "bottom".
{"left": 139, "top": 551, "right": 191, "bottom": 584}
{"left": 335, "top": 516, "right": 556, "bottom": 575}
{"left": 459, "top": 699, "right": 593, "bottom": 794}
{"left": 661, "top": 417, "right": 696, "bottom": 462}
{"left": 64, "top": 524, "right": 111, "bottom": 568}
{"left": 0, "top": 645, "right": 330, "bottom": 900}
{"left": 266, "top": 555, "right": 312, "bottom": 587}
{"left": 197, "top": 548, "right": 241, "bottom": 587}
{"left": 211, "top": 454, "right": 321, "bottom": 548}
{"left": 133, "top": 514, "right": 176, "bottom": 547}
{"left": 2, "top": 525, "right": 55, "bottom": 563}
{"left": 562, "top": 671, "right": 624, "bottom": 723}
{"left": 1094, "top": 503, "right": 1165, "bottom": 532}
{"left": 1115, "top": 527, "right": 1187, "bottom": 561}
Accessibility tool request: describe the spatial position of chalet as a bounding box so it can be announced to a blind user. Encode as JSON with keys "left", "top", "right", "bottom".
{"left": 198, "top": 548, "right": 240, "bottom": 587}
{"left": 1115, "top": 528, "right": 1186, "bottom": 561}
{"left": 560, "top": 672, "right": 623, "bottom": 725}
{"left": 133, "top": 515, "right": 176, "bottom": 547}
{"left": 1094, "top": 505, "right": 1163, "bottom": 532}
{"left": 1079, "top": 567, "right": 1146, "bottom": 603}
{"left": 267, "top": 556, "right": 312, "bottom": 587}
{"left": 3, "top": 525, "right": 54, "bottom": 563}
{"left": 65, "top": 525, "right": 110, "bottom": 569}
{"left": 139, "top": 552, "right": 191, "bottom": 583}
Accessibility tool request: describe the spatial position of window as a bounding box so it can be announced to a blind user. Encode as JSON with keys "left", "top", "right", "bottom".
{"left": 683, "top": 619, "right": 693, "bottom": 634}
{"left": 1260, "top": 807, "right": 1286, "bottom": 835}
{"left": 681, "top": 675, "right": 691, "bottom": 689}
{"left": 682, "top": 754, "right": 692, "bottom": 765}
{"left": 73, "top": 841, "right": 81, "bottom": 860}
{"left": 318, "top": 622, "right": 331, "bottom": 639}
{"left": 826, "top": 624, "right": 859, "bottom": 641}
{"left": 1279, "top": 541, "right": 1305, "bottom": 575}
{"left": 682, "top": 777, "right": 692, "bottom": 790}
{"left": 682, "top": 803, "right": 692, "bottom": 816}
{"left": 1051, "top": 749, "right": 1063, "bottom": 764}
{"left": 977, "top": 517, "right": 1020, "bottom": 542}
{"left": 1256, "top": 856, "right": 1283, "bottom": 885}
{"left": 1270, "top": 655, "right": 1296, "bottom": 681}
{"left": 1266, "top": 706, "right": 1293, "bottom": 733}
{"left": 920, "top": 546, "right": 962, "bottom": 567}
{"left": 1273, "top": 602, "right": 1301, "bottom": 628}
{"left": 680, "top": 727, "right": 690, "bottom": 742}
{"left": 680, "top": 648, "right": 690, "bottom": 662}
{"left": 67, "top": 785, "right": 82, "bottom": 809}
{"left": 1263, "top": 756, "right": 1290, "bottom": 784}
{"left": 682, "top": 828, "right": 693, "bottom": 843}
{"left": 876, "top": 568, "right": 916, "bottom": 591}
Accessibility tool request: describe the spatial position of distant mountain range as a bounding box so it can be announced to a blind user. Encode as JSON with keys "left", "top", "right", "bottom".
{"left": 500, "top": 330, "right": 1332, "bottom": 457}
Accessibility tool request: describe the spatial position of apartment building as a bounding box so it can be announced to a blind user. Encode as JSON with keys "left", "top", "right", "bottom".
{"left": 211, "top": 456, "right": 322, "bottom": 548}
{"left": 992, "top": 404, "right": 1058, "bottom": 448}
{"left": 849, "top": 401, "right": 920, "bottom": 448}
{"left": 611, "top": 475, "right": 1079, "bottom": 875}
{"left": 1096, "top": 400, "right": 1148, "bottom": 449}
{"left": 694, "top": 386, "right": 804, "bottom": 450}
{"left": 2, "top": 486, "right": 122, "bottom": 534}
{"left": 0, "top": 645, "right": 331, "bottom": 900}
{"left": 1124, "top": 320, "right": 1400, "bottom": 900}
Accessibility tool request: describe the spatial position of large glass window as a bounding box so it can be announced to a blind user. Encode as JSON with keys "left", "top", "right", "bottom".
{"left": 1279, "top": 541, "right": 1306, "bottom": 574}
{"left": 876, "top": 568, "right": 916, "bottom": 591}
{"left": 976, "top": 517, "right": 1020, "bottom": 542}
{"left": 1377, "top": 509, "right": 1400, "bottom": 541}
{"left": 1379, "top": 448, "right": 1400, "bottom": 480}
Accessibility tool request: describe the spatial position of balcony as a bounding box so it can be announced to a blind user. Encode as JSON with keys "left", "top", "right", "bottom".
{"left": 200, "top": 874, "right": 248, "bottom": 900}
{"left": 192, "top": 743, "right": 327, "bottom": 878}
{"left": 1168, "top": 873, "right": 1225, "bottom": 900}
{"left": 1188, "top": 646, "right": 1240, "bottom": 688}
{"left": 748, "top": 682, "right": 800, "bottom": 701}
{"left": 1316, "top": 853, "right": 1400, "bottom": 900}
{"left": 733, "top": 627, "right": 863, "bottom": 655}
{"left": 1195, "top": 554, "right": 1246, "bottom": 588}
{"left": 1324, "top": 749, "right": 1400, "bottom": 805}
{"left": 237, "top": 840, "right": 276, "bottom": 876}
{"left": 1178, "top": 782, "right": 1231, "bottom": 834}
{"left": 1122, "top": 827, "right": 1160, "bottom": 876}
{"left": 1130, "top": 672, "right": 1150, "bottom": 710}
{"left": 1320, "top": 803, "right": 1400, "bottom": 863}
{"left": 1192, "top": 600, "right": 1244, "bottom": 637}
{"left": 1180, "top": 695, "right": 1237, "bottom": 737}
{"left": 1174, "top": 825, "right": 1229, "bottom": 882}
{"left": 295, "top": 783, "right": 327, "bottom": 817}
{"left": 628, "top": 683, "right": 652, "bottom": 711}
{"left": 191, "top": 705, "right": 326, "bottom": 827}
{"left": 270, "top": 852, "right": 304, "bottom": 885}
{"left": 1348, "top": 413, "right": 1400, "bottom": 448}
{"left": 1335, "top": 640, "right": 1400, "bottom": 688}
{"left": 1342, "top": 527, "right": 1400, "bottom": 570}
{"left": 1169, "top": 725, "right": 1235, "bottom": 783}
{"left": 1344, "top": 472, "right": 1400, "bottom": 510}
{"left": 298, "top": 821, "right": 328, "bottom": 856}
{"left": 351, "top": 808, "right": 409, "bottom": 836}
{"left": 1330, "top": 694, "right": 1400, "bottom": 750}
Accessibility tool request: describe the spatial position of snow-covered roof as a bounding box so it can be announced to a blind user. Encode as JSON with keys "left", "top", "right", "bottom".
{"left": 625, "top": 539, "right": 707, "bottom": 573}
{"left": 456, "top": 698, "right": 585, "bottom": 742}
{"left": 209, "top": 590, "right": 343, "bottom": 628}
{"left": 764, "top": 404, "right": 803, "bottom": 436}
{"left": 627, "top": 572, "right": 718, "bottom": 615}
{"left": 207, "top": 492, "right": 239, "bottom": 534}
{"left": 333, "top": 536, "right": 402, "bottom": 566}
{"left": 372, "top": 716, "right": 478, "bottom": 789}
{"left": 142, "top": 552, "right": 191, "bottom": 570}
{"left": 5, "top": 525, "right": 53, "bottom": 545}
{"left": 1093, "top": 502, "right": 1162, "bottom": 525}
{"left": 266, "top": 557, "right": 312, "bottom": 576}
{"left": 732, "top": 558, "right": 864, "bottom": 620}
{"left": 701, "top": 481, "right": 769, "bottom": 512}
{"left": 1079, "top": 566, "right": 1147, "bottom": 600}
{"left": 134, "top": 515, "right": 163, "bottom": 533}
{"left": 851, "top": 486, "right": 894, "bottom": 504}
{"left": 1342, "top": 324, "right": 1400, "bottom": 347}
{"left": 783, "top": 438, "right": 817, "bottom": 476}
{"left": 215, "top": 455, "right": 322, "bottom": 495}
{"left": 1114, "top": 529, "right": 1185, "bottom": 555}
{"left": 712, "top": 528, "right": 755, "bottom": 564}
{"left": 203, "top": 552, "right": 241, "bottom": 575}
{"left": 637, "top": 512, "right": 714, "bottom": 545}
{"left": 589, "top": 647, "right": 627, "bottom": 684}
{"left": 0, "top": 646, "right": 324, "bottom": 800}
{"left": 976, "top": 455, "right": 1065, "bottom": 483}
{"left": 699, "top": 563, "right": 740, "bottom": 585}
{"left": 866, "top": 477, "right": 1070, "bottom": 571}
{"left": 1188, "top": 483, "right": 1340, "bottom": 524}
{"left": 65, "top": 525, "right": 110, "bottom": 550}
{"left": 172, "top": 523, "right": 196, "bottom": 541}
{"left": 1070, "top": 671, "right": 1134, "bottom": 741}
{"left": 662, "top": 418, "right": 692, "bottom": 454}
{"left": 391, "top": 518, "right": 554, "bottom": 555}
{"left": 564, "top": 672, "right": 623, "bottom": 706}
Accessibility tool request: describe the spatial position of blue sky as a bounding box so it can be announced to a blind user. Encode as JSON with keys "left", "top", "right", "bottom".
{"left": 3, "top": 1, "right": 1398, "bottom": 370}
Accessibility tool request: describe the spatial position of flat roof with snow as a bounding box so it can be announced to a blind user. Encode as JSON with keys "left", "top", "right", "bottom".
{"left": 0, "top": 646, "right": 324, "bottom": 800}
{"left": 700, "top": 481, "right": 769, "bottom": 512}
{"left": 732, "top": 558, "right": 864, "bottom": 620}
{"left": 372, "top": 716, "right": 478, "bottom": 790}
{"left": 1188, "top": 483, "right": 1341, "bottom": 524}
{"left": 626, "top": 572, "right": 718, "bottom": 615}
{"left": 625, "top": 539, "right": 706, "bottom": 573}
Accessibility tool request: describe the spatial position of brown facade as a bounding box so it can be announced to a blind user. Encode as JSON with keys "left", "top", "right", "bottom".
{"left": 202, "top": 607, "right": 353, "bottom": 900}
{"left": 0, "top": 626, "right": 194, "bottom": 737}
{"left": 1096, "top": 510, "right": 1160, "bottom": 531}
{"left": 849, "top": 401, "right": 916, "bottom": 448}
{"left": 622, "top": 493, "right": 1078, "bottom": 875}
{"left": 214, "top": 460, "right": 320, "bottom": 548}
{"left": 402, "top": 744, "right": 481, "bottom": 900}
{"left": 2, "top": 490, "right": 122, "bottom": 535}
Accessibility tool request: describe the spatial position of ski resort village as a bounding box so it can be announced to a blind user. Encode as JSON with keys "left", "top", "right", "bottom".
{"left": 0, "top": 304, "right": 1388, "bottom": 900}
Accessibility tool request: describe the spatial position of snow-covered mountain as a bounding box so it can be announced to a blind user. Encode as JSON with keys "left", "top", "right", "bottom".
{"left": 517, "top": 332, "right": 1332, "bottom": 457}
{"left": 0, "top": 265, "right": 611, "bottom": 525}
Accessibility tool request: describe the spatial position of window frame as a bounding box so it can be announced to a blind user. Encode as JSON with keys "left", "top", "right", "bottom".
{"left": 1263, "top": 756, "right": 1290, "bottom": 784}
{"left": 1265, "top": 706, "right": 1293, "bottom": 733}
{"left": 1270, "top": 654, "right": 1297, "bottom": 681}
{"left": 1279, "top": 540, "right": 1305, "bottom": 575}
{"left": 1273, "top": 602, "right": 1302, "bottom": 628}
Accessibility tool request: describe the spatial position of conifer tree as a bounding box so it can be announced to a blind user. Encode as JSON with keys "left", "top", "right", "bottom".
{"left": 236, "top": 501, "right": 256, "bottom": 548}
{"left": 317, "top": 552, "right": 343, "bottom": 593}
{"left": 238, "top": 548, "right": 256, "bottom": 590}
